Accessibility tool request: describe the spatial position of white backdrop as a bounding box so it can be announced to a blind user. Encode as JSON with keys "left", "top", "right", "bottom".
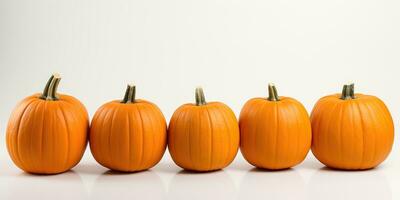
{"left": 1, "top": 0, "right": 400, "bottom": 199}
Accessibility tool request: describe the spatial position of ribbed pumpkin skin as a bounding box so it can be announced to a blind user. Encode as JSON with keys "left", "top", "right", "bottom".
{"left": 239, "top": 97, "right": 311, "bottom": 170}
{"left": 89, "top": 100, "right": 167, "bottom": 172}
{"left": 311, "top": 94, "right": 394, "bottom": 170}
{"left": 6, "top": 94, "right": 89, "bottom": 174}
{"left": 168, "top": 102, "right": 240, "bottom": 171}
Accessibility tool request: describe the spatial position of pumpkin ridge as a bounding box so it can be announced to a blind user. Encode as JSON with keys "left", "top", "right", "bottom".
{"left": 241, "top": 100, "right": 254, "bottom": 166}
{"left": 191, "top": 107, "right": 202, "bottom": 169}
{"left": 171, "top": 106, "right": 192, "bottom": 166}
{"left": 364, "top": 101, "right": 378, "bottom": 167}
{"left": 205, "top": 106, "right": 214, "bottom": 170}
{"left": 126, "top": 109, "right": 131, "bottom": 169}
{"left": 151, "top": 104, "right": 163, "bottom": 168}
{"left": 297, "top": 101, "right": 311, "bottom": 165}
{"left": 195, "top": 107, "right": 202, "bottom": 170}
{"left": 279, "top": 101, "right": 292, "bottom": 168}
{"left": 348, "top": 102, "right": 357, "bottom": 169}
{"left": 355, "top": 101, "right": 366, "bottom": 169}
{"left": 167, "top": 109, "right": 177, "bottom": 164}
{"left": 320, "top": 101, "right": 340, "bottom": 166}
{"left": 337, "top": 103, "right": 344, "bottom": 167}
{"left": 127, "top": 105, "right": 139, "bottom": 168}
{"left": 218, "top": 105, "right": 232, "bottom": 167}
{"left": 246, "top": 100, "right": 258, "bottom": 167}
{"left": 325, "top": 102, "right": 341, "bottom": 168}
{"left": 29, "top": 100, "right": 43, "bottom": 171}
{"left": 363, "top": 100, "right": 380, "bottom": 167}
{"left": 168, "top": 107, "right": 180, "bottom": 167}
{"left": 272, "top": 103, "right": 279, "bottom": 169}
{"left": 142, "top": 104, "right": 156, "bottom": 169}
{"left": 65, "top": 101, "right": 87, "bottom": 169}
{"left": 59, "top": 103, "right": 71, "bottom": 170}
{"left": 14, "top": 99, "right": 38, "bottom": 171}
{"left": 155, "top": 105, "right": 168, "bottom": 168}
{"left": 311, "top": 99, "right": 329, "bottom": 157}
{"left": 299, "top": 102, "right": 312, "bottom": 164}
{"left": 188, "top": 108, "right": 197, "bottom": 170}
{"left": 108, "top": 106, "right": 120, "bottom": 167}
{"left": 93, "top": 104, "right": 110, "bottom": 167}
{"left": 255, "top": 100, "right": 268, "bottom": 167}
{"left": 37, "top": 100, "right": 45, "bottom": 170}
{"left": 135, "top": 105, "right": 145, "bottom": 168}
{"left": 377, "top": 98, "right": 395, "bottom": 152}
{"left": 287, "top": 101, "right": 301, "bottom": 166}
{"left": 368, "top": 99, "right": 392, "bottom": 165}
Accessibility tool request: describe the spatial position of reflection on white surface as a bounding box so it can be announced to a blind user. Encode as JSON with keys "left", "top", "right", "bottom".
{"left": 238, "top": 168, "right": 306, "bottom": 200}
{"left": 307, "top": 167, "right": 391, "bottom": 200}
{"left": 167, "top": 170, "right": 236, "bottom": 200}
{"left": 90, "top": 170, "right": 166, "bottom": 200}
{"left": 0, "top": 171, "right": 87, "bottom": 199}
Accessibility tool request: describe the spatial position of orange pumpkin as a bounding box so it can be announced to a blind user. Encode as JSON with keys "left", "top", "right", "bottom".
{"left": 168, "top": 88, "right": 240, "bottom": 171}
{"left": 311, "top": 83, "right": 394, "bottom": 170}
{"left": 239, "top": 84, "right": 311, "bottom": 170}
{"left": 6, "top": 74, "right": 89, "bottom": 174}
{"left": 89, "top": 85, "right": 167, "bottom": 172}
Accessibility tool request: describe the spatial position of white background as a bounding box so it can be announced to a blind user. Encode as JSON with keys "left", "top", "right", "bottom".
{"left": 1, "top": 0, "right": 400, "bottom": 199}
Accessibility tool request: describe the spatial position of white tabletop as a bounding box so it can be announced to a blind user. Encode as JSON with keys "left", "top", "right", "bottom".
{"left": 0, "top": 147, "right": 399, "bottom": 200}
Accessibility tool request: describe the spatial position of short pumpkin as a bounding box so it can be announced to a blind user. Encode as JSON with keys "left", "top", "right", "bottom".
{"left": 6, "top": 74, "right": 89, "bottom": 174}
{"left": 89, "top": 85, "right": 167, "bottom": 172}
{"left": 239, "top": 84, "right": 311, "bottom": 170}
{"left": 168, "top": 88, "right": 240, "bottom": 171}
{"left": 311, "top": 83, "right": 394, "bottom": 170}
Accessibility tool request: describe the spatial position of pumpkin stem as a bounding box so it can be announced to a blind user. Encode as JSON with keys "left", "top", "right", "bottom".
{"left": 40, "top": 73, "right": 61, "bottom": 101}
{"left": 340, "top": 83, "right": 355, "bottom": 100}
{"left": 121, "top": 84, "right": 136, "bottom": 103}
{"left": 267, "top": 83, "right": 280, "bottom": 101}
{"left": 195, "top": 87, "right": 207, "bottom": 106}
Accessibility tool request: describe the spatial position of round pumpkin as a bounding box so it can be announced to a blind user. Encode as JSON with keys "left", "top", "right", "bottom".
{"left": 311, "top": 83, "right": 394, "bottom": 170}
{"left": 89, "top": 85, "right": 167, "bottom": 172}
{"left": 239, "top": 84, "right": 311, "bottom": 170}
{"left": 6, "top": 74, "right": 89, "bottom": 174}
{"left": 168, "top": 87, "right": 240, "bottom": 171}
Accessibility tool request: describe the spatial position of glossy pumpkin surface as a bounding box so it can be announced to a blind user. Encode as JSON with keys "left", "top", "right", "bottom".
{"left": 90, "top": 85, "right": 167, "bottom": 172}
{"left": 239, "top": 84, "right": 311, "bottom": 169}
{"left": 6, "top": 74, "right": 89, "bottom": 174}
{"left": 311, "top": 84, "right": 394, "bottom": 170}
{"left": 168, "top": 88, "right": 240, "bottom": 171}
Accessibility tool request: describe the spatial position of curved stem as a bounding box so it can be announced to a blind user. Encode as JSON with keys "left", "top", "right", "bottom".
{"left": 49, "top": 75, "right": 61, "bottom": 100}
{"left": 340, "top": 83, "right": 355, "bottom": 100}
{"left": 40, "top": 73, "right": 61, "bottom": 101}
{"left": 267, "top": 83, "right": 280, "bottom": 101}
{"left": 40, "top": 75, "right": 54, "bottom": 99}
{"left": 121, "top": 84, "right": 136, "bottom": 103}
{"left": 195, "top": 87, "right": 206, "bottom": 106}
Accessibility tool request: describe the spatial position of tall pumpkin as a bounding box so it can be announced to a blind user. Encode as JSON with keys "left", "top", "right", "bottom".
{"left": 239, "top": 84, "right": 311, "bottom": 170}
{"left": 89, "top": 85, "right": 167, "bottom": 172}
{"left": 311, "top": 83, "right": 394, "bottom": 170}
{"left": 168, "top": 88, "right": 240, "bottom": 171}
{"left": 6, "top": 74, "right": 89, "bottom": 174}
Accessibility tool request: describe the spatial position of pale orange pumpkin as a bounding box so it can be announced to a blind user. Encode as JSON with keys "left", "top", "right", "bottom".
{"left": 311, "top": 83, "right": 394, "bottom": 170}
{"left": 6, "top": 74, "right": 89, "bottom": 174}
{"left": 89, "top": 85, "right": 167, "bottom": 172}
{"left": 168, "top": 88, "right": 240, "bottom": 171}
{"left": 239, "top": 84, "right": 311, "bottom": 169}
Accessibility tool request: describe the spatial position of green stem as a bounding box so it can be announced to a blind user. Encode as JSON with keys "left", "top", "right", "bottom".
{"left": 40, "top": 73, "right": 61, "bottom": 101}
{"left": 121, "top": 84, "right": 136, "bottom": 103}
{"left": 267, "top": 83, "right": 280, "bottom": 101}
{"left": 195, "top": 87, "right": 206, "bottom": 106}
{"left": 340, "top": 83, "right": 355, "bottom": 100}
